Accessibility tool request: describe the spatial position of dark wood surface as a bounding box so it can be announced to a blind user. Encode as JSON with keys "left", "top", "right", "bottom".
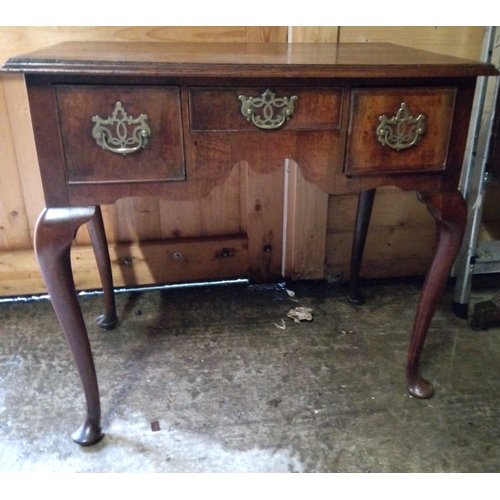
{"left": 408, "top": 190, "right": 468, "bottom": 398}
{"left": 348, "top": 189, "right": 376, "bottom": 305}
{"left": 24, "top": 74, "right": 479, "bottom": 206}
{"left": 56, "top": 85, "right": 185, "bottom": 184}
{"left": 34, "top": 206, "right": 104, "bottom": 445}
{"left": 189, "top": 86, "right": 343, "bottom": 132}
{"left": 2, "top": 42, "right": 498, "bottom": 78}
{"left": 346, "top": 87, "right": 456, "bottom": 175}
{"left": 2, "top": 42, "right": 497, "bottom": 445}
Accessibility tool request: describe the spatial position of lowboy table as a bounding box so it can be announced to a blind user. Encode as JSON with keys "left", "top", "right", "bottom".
{"left": 2, "top": 42, "right": 497, "bottom": 445}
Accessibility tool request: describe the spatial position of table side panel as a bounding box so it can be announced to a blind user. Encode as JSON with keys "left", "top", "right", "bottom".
{"left": 25, "top": 78, "right": 69, "bottom": 207}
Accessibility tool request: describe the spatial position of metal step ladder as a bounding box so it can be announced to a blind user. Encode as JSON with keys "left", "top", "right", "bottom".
{"left": 452, "top": 26, "right": 500, "bottom": 321}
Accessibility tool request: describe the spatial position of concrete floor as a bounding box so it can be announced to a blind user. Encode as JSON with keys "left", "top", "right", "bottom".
{"left": 1, "top": 276, "right": 500, "bottom": 472}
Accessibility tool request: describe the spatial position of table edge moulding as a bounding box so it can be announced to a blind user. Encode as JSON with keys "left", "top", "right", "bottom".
{"left": 1, "top": 42, "right": 497, "bottom": 446}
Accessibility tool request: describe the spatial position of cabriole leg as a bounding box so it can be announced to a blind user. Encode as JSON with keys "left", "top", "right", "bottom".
{"left": 35, "top": 207, "right": 104, "bottom": 446}
{"left": 407, "top": 190, "right": 467, "bottom": 398}
{"left": 348, "top": 188, "right": 376, "bottom": 305}
{"left": 87, "top": 205, "right": 118, "bottom": 330}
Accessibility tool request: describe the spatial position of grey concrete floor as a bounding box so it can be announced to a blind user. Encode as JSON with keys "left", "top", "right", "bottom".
{"left": 1, "top": 277, "right": 500, "bottom": 472}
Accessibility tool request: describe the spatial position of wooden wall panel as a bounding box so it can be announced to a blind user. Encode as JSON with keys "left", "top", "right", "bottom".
{"left": 327, "top": 189, "right": 437, "bottom": 280}
{"left": 291, "top": 27, "right": 339, "bottom": 43}
{"left": 246, "top": 26, "right": 288, "bottom": 43}
{"left": 338, "top": 26, "right": 485, "bottom": 59}
{"left": 242, "top": 163, "right": 285, "bottom": 282}
{"left": 0, "top": 235, "right": 249, "bottom": 296}
{"left": 1, "top": 74, "right": 44, "bottom": 245}
{"left": 283, "top": 161, "right": 328, "bottom": 280}
{"left": 0, "top": 27, "right": 251, "bottom": 66}
{"left": 0, "top": 76, "right": 32, "bottom": 249}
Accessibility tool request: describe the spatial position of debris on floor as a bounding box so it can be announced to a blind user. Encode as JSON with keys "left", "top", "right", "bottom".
{"left": 287, "top": 307, "right": 313, "bottom": 323}
{"left": 274, "top": 319, "right": 286, "bottom": 329}
{"left": 266, "top": 398, "right": 282, "bottom": 408}
{"left": 469, "top": 292, "right": 500, "bottom": 330}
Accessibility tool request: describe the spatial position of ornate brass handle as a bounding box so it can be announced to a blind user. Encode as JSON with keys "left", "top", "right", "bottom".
{"left": 92, "top": 101, "right": 151, "bottom": 155}
{"left": 238, "top": 89, "right": 298, "bottom": 130}
{"left": 376, "top": 102, "right": 426, "bottom": 151}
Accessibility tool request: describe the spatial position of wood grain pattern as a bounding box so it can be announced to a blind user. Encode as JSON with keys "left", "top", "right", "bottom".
{"left": 0, "top": 235, "right": 248, "bottom": 296}
{"left": 0, "top": 27, "right": 251, "bottom": 66}
{"left": 291, "top": 27, "right": 339, "bottom": 44}
{"left": 326, "top": 187, "right": 436, "bottom": 279}
{"left": 283, "top": 161, "right": 328, "bottom": 280}
{"left": 5, "top": 42, "right": 493, "bottom": 78}
{"left": 338, "top": 26, "right": 485, "bottom": 59}
{"left": 241, "top": 162, "right": 285, "bottom": 283}
{"left": 0, "top": 76, "right": 31, "bottom": 249}
{"left": 56, "top": 85, "right": 185, "bottom": 184}
{"left": 190, "top": 86, "right": 342, "bottom": 132}
{"left": 346, "top": 87, "right": 456, "bottom": 174}
{"left": 0, "top": 26, "right": 491, "bottom": 296}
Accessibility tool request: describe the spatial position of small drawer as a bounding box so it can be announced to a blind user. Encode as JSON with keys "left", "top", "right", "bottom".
{"left": 345, "top": 87, "right": 456, "bottom": 175}
{"left": 55, "top": 85, "right": 185, "bottom": 184}
{"left": 189, "top": 87, "right": 343, "bottom": 132}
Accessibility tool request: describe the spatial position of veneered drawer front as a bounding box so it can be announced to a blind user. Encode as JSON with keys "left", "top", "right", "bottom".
{"left": 189, "top": 87, "right": 343, "bottom": 132}
{"left": 55, "top": 85, "right": 185, "bottom": 184}
{"left": 345, "top": 87, "right": 456, "bottom": 175}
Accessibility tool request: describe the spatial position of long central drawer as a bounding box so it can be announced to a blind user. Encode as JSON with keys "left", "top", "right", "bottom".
{"left": 189, "top": 87, "right": 344, "bottom": 132}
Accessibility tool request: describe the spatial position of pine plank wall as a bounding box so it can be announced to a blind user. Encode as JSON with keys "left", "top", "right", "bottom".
{"left": 0, "top": 27, "right": 487, "bottom": 296}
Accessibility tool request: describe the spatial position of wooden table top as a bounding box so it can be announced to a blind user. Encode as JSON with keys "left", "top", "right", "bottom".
{"left": 2, "top": 42, "right": 498, "bottom": 78}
